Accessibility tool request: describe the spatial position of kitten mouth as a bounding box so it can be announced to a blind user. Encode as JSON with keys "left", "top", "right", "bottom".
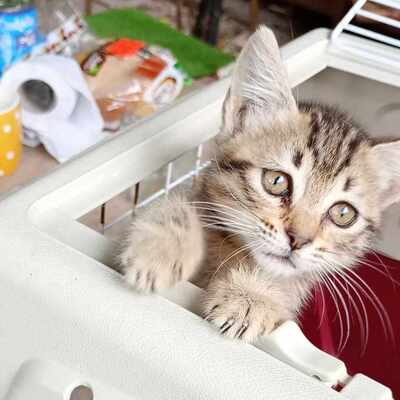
{"left": 262, "top": 253, "right": 296, "bottom": 269}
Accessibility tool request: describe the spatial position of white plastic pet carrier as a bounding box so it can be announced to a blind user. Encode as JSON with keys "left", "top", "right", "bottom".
{"left": 1, "top": 1, "right": 399, "bottom": 399}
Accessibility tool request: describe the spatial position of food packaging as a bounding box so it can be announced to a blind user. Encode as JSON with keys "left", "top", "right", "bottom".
{"left": 81, "top": 38, "right": 184, "bottom": 131}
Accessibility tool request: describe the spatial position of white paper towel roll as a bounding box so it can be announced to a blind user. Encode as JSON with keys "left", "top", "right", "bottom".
{"left": 1, "top": 55, "right": 104, "bottom": 162}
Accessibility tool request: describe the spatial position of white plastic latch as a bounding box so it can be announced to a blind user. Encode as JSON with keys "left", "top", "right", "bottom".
{"left": 341, "top": 374, "right": 393, "bottom": 400}
{"left": 257, "top": 320, "right": 349, "bottom": 387}
{"left": 256, "top": 321, "right": 394, "bottom": 400}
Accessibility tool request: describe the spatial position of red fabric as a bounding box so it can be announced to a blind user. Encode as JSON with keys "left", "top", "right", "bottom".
{"left": 300, "top": 253, "right": 400, "bottom": 398}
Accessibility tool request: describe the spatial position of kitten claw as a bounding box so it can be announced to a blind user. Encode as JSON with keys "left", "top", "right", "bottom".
{"left": 203, "top": 287, "right": 281, "bottom": 342}
{"left": 236, "top": 321, "right": 249, "bottom": 339}
{"left": 220, "top": 318, "right": 235, "bottom": 334}
{"left": 204, "top": 305, "right": 219, "bottom": 321}
{"left": 123, "top": 256, "right": 190, "bottom": 292}
{"left": 172, "top": 262, "right": 183, "bottom": 281}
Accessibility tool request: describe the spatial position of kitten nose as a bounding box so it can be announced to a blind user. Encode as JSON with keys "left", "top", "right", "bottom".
{"left": 286, "top": 230, "right": 311, "bottom": 251}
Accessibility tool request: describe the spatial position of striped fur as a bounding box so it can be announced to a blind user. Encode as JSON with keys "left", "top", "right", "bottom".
{"left": 120, "top": 27, "right": 400, "bottom": 343}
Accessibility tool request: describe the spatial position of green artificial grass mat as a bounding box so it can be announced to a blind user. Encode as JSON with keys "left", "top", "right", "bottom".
{"left": 86, "top": 8, "right": 234, "bottom": 79}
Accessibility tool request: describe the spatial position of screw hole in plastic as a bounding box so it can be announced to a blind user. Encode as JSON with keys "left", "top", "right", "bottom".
{"left": 69, "top": 385, "right": 94, "bottom": 400}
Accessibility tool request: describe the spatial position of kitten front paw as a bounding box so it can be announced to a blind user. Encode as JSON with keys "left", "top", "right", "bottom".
{"left": 123, "top": 255, "right": 183, "bottom": 293}
{"left": 119, "top": 194, "right": 204, "bottom": 293}
{"left": 203, "top": 289, "right": 281, "bottom": 343}
{"left": 204, "top": 297, "right": 278, "bottom": 342}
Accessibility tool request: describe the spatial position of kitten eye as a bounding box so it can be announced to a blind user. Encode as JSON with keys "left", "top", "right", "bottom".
{"left": 262, "top": 170, "right": 291, "bottom": 196}
{"left": 328, "top": 202, "right": 357, "bottom": 227}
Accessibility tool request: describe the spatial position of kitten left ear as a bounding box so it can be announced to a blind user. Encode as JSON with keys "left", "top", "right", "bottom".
{"left": 371, "top": 140, "right": 400, "bottom": 209}
{"left": 220, "top": 26, "right": 297, "bottom": 139}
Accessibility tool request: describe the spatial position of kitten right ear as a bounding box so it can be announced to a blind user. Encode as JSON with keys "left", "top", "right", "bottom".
{"left": 220, "top": 26, "right": 297, "bottom": 139}
{"left": 371, "top": 140, "right": 400, "bottom": 209}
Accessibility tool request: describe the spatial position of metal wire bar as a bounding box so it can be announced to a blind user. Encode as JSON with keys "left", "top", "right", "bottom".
{"left": 345, "top": 23, "right": 400, "bottom": 48}
{"left": 331, "top": 0, "right": 367, "bottom": 41}
{"left": 165, "top": 162, "right": 174, "bottom": 195}
{"left": 195, "top": 144, "right": 203, "bottom": 174}
{"left": 370, "top": 0, "right": 400, "bottom": 10}
{"left": 103, "top": 160, "right": 211, "bottom": 232}
{"left": 331, "top": 0, "right": 400, "bottom": 69}
{"left": 357, "top": 8, "right": 400, "bottom": 29}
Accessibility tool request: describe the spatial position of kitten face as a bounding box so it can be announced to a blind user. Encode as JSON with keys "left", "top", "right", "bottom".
{"left": 211, "top": 104, "right": 380, "bottom": 279}
{"left": 204, "top": 26, "right": 400, "bottom": 280}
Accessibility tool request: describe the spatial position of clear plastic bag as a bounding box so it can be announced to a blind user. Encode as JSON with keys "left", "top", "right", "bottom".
{"left": 81, "top": 39, "right": 184, "bottom": 131}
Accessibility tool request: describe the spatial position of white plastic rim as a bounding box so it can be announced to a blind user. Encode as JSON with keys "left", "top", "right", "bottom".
{"left": 0, "top": 85, "right": 19, "bottom": 114}
{"left": 0, "top": 29, "right": 397, "bottom": 400}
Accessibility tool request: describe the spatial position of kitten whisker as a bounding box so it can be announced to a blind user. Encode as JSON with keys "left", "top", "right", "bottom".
{"left": 218, "top": 232, "right": 245, "bottom": 254}
{"left": 318, "top": 256, "right": 378, "bottom": 353}
{"left": 342, "top": 267, "right": 394, "bottom": 346}
{"left": 201, "top": 223, "right": 256, "bottom": 238}
{"left": 329, "top": 271, "right": 368, "bottom": 354}
{"left": 212, "top": 240, "right": 264, "bottom": 280}
{"left": 212, "top": 157, "right": 265, "bottom": 223}
{"left": 190, "top": 204, "right": 256, "bottom": 223}
{"left": 199, "top": 215, "right": 255, "bottom": 233}
{"left": 318, "top": 273, "right": 345, "bottom": 354}
{"left": 361, "top": 250, "right": 399, "bottom": 288}
{"left": 199, "top": 216, "right": 257, "bottom": 236}
{"left": 311, "top": 270, "right": 334, "bottom": 333}
{"left": 188, "top": 203, "right": 260, "bottom": 233}
{"left": 312, "top": 276, "right": 327, "bottom": 330}
{"left": 322, "top": 272, "right": 351, "bottom": 354}
{"left": 329, "top": 260, "right": 394, "bottom": 348}
{"left": 189, "top": 204, "right": 257, "bottom": 227}
{"left": 190, "top": 201, "right": 259, "bottom": 224}
{"left": 319, "top": 247, "right": 398, "bottom": 286}
{"left": 329, "top": 267, "right": 369, "bottom": 355}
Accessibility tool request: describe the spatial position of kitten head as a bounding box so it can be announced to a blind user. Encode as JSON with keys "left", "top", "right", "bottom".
{"left": 209, "top": 26, "right": 400, "bottom": 279}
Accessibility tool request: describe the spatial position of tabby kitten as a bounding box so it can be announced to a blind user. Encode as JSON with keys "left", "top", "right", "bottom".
{"left": 120, "top": 27, "right": 400, "bottom": 342}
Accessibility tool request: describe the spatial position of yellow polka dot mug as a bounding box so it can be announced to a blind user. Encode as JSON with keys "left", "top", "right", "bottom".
{"left": 0, "top": 87, "right": 22, "bottom": 176}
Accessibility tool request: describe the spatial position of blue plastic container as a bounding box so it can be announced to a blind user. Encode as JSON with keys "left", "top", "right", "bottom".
{"left": 0, "top": 3, "right": 42, "bottom": 75}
